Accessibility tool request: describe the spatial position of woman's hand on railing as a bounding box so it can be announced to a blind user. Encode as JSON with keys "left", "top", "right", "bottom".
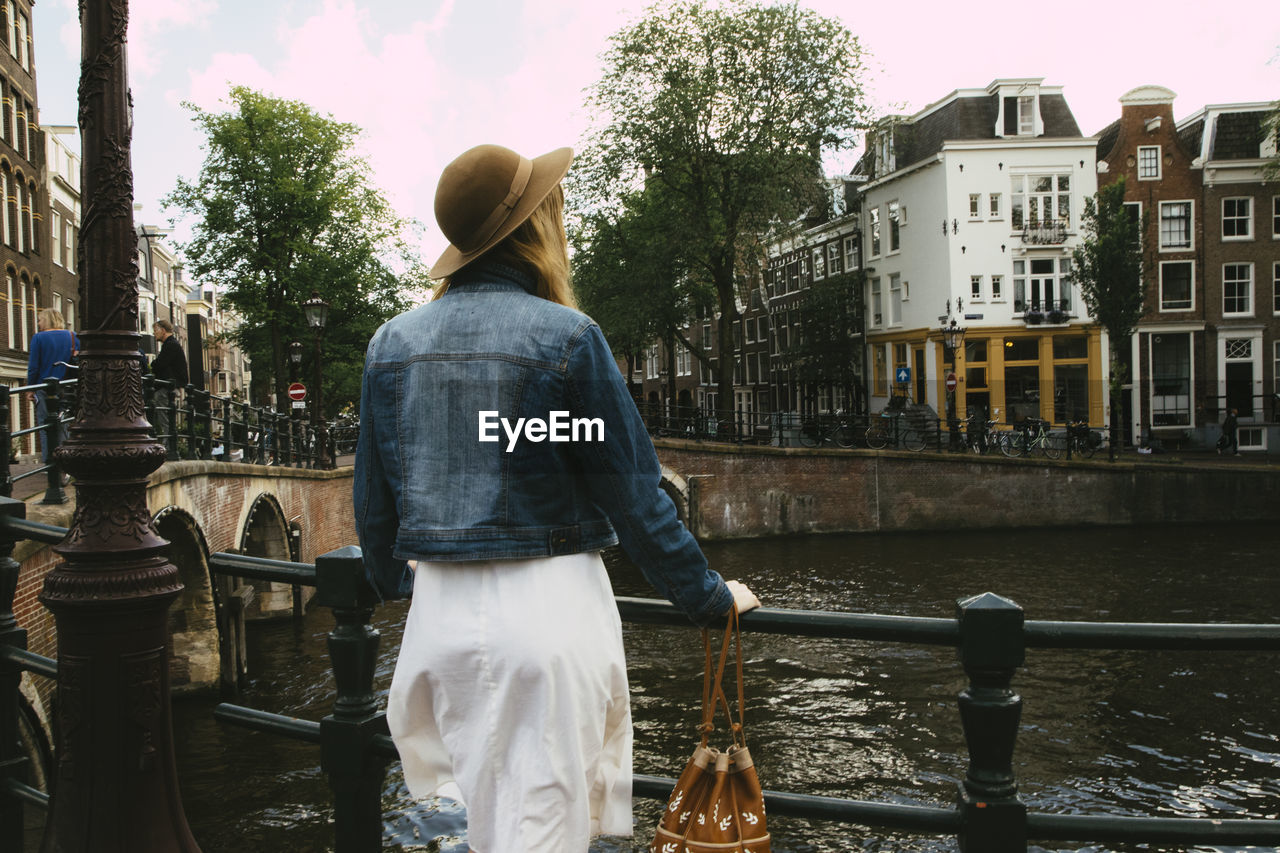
{"left": 726, "top": 579, "right": 761, "bottom": 614}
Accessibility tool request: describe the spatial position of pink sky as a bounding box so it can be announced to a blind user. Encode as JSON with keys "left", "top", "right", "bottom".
{"left": 33, "top": 0, "right": 1280, "bottom": 266}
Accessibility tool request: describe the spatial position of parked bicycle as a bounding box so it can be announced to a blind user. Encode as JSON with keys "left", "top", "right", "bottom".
{"left": 1063, "top": 420, "right": 1102, "bottom": 459}
{"left": 799, "top": 413, "right": 859, "bottom": 448}
{"left": 865, "top": 411, "right": 927, "bottom": 452}
{"left": 1001, "top": 417, "right": 1061, "bottom": 458}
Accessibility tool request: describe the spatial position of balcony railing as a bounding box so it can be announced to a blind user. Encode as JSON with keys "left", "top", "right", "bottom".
{"left": 1020, "top": 219, "right": 1068, "bottom": 245}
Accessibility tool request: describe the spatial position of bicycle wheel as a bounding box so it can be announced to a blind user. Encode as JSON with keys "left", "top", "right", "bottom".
{"left": 1076, "top": 438, "right": 1097, "bottom": 459}
{"left": 865, "top": 422, "right": 889, "bottom": 450}
{"left": 799, "top": 420, "right": 821, "bottom": 448}
{"left": 902, "top": 428, "right": 927, "bottom": 452}
{"left": 834, "top": 423, "right": 857, "bottom": 448}
{"left": 1042, "top": 431, "right": 1063, "bottom": 459}
{"left": 999, "top": 431, "right": 1022, "bottom": 457}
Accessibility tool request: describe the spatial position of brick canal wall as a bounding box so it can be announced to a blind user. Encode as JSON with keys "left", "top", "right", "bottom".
{"left": 654, "top": 440, "right": 1277, "bottom": 539}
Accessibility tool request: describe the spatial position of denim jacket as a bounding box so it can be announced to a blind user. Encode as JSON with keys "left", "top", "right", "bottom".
{"left": 354, "top": 261, "right": 731, "bottom": 625}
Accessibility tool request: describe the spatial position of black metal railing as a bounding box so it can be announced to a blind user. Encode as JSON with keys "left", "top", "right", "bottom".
{"left": 0, "top": 376, "right": 349, "bottom": 501}
{"left": 6, "top": 506, "right": 1275, "bottom": 851}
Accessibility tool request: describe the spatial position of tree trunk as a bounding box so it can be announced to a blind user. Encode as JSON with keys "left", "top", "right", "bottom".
{"left": 714, "top": 274, "right": 737, "bottom": 436}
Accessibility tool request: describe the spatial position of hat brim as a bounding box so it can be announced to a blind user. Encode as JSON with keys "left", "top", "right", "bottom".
{"left": 429, "top": 146, "right": 574, "bottom": 280}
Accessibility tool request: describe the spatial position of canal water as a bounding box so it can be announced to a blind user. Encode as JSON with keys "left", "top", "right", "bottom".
{"left": 171, "top": 523, "right": 1280, "bottom": 852}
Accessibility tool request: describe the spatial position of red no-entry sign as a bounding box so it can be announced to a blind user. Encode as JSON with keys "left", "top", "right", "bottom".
{"left": 288, "top": 382, "right": 307, "bottom": 402}
{"left": 945, "top": 372, "right": 958, "bottom": 393}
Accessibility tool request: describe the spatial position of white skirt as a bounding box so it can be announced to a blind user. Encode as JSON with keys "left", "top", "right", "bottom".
{"left": 387, "top": 550, "right": 633, "bottom": 853}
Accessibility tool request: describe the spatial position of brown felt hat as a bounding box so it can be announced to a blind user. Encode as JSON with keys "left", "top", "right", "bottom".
{"left": 429, "top": 144, "right": 574, "bottom": 279}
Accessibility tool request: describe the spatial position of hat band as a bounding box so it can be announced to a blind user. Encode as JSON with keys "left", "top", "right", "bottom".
{"left": 456, "top": 156, "right": 533, "bottom": 254}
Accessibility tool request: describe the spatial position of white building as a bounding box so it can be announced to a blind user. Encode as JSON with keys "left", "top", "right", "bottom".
{"left": 857, "top": 78, "right": 1105, "bottom": 427}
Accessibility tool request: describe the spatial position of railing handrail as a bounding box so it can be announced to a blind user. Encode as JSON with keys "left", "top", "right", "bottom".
{"left": 7, "top": 525, "right": 1280, "bottom": 849}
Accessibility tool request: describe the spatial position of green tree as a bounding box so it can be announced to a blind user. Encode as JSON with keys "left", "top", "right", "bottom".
{"left": 784, "top": 269, "right": 864, "bottom": 413}
{"left": 1263, "top": 99, "right": 1280, "bottom": 183}
{"left": 578, "top": 0, "right": 871, "bottom": 422}
{"left": 1072, "top": 176, "right": 1147, "bottom": 461}
{"left": 165, "top": 87, "right": 424, "bottom": 415}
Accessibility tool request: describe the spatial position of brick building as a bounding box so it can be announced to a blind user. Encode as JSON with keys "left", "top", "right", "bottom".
{"left": 1098, "top": 88, "right": 1280, "bottom": 451}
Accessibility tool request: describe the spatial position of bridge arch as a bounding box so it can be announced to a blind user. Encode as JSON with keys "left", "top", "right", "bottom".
{"left": 154, "top": 506, "right": 224, "bottom": 694}
{"left": 238, "top": 492, "right": 297, "bottom": 619}
{"left": 659, "top": 465, "right": 690, "bottom": 527}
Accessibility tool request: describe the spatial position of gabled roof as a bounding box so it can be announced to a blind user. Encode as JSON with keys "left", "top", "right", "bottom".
{"left": 1094, "top": 118, "right": 1121, "bottom": 159}
{"left": 890, "top": 92, "right": 1083, "bottom": 172}
{"left": 1209, "top": 110, "right": 1267, "bottom": 160}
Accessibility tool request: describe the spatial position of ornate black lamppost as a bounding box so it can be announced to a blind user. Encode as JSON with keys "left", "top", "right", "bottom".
{"left": 303, "top": 292, "right": 332, "bottom": 469}
{"left": 38, "top": 0, "right": 201, "bottom": 849}
{"left": 940, "top": 299, "right": 967, "bottom": 450}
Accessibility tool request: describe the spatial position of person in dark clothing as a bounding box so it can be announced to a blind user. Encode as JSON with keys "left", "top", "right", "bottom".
{"left": 150, "top": 320, "right": 188, "bottom": 457}
{"left": 26, "top": 308, "right": 78, "bottom": 464}
{"left": 1220, "top": 408, "right": 1239, "bottom": 456}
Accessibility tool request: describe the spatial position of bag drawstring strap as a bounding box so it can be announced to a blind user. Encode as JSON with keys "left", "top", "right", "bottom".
{"left": 699, "top": 603, "right": 747, "bottom": 750}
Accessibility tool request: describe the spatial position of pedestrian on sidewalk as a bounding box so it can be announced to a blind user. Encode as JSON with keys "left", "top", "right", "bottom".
{"left": 26, "top": 308, "right": 77, "bottom": 464}
{"left": 1220, "top": 408, "right": 1239, "bottom": 456}
{"left": 150, "top": 320, "right": 188, "bottom": 457}
{"left": 355, "top": 143, "right": 760, "bottom": 853}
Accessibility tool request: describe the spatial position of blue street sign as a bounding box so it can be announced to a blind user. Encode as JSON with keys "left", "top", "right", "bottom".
{"left": 896, "top": 367, "right": 911, "bottom": 384}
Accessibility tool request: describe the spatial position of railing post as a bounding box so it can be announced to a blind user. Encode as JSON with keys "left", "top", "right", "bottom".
{"left": 0, "top": 385, "right": 11, "bottom": 498}
{"left": 41, "top": 378, "right": 68, "bottom": 505}
{"left": 315, "top": 546, "right": 389, "bottom": 853}
{"left": 222, "top": 398, "right": 233, "bottom": 462}
{"left": 955, "top": 592, "right": 1027, "bottom": 852}
{"left": 199, "top": 390, "right": 214, "bottom": 461}
{"left": 184, "top": 384, "right": 198, "bottom": 460}
{"left": 0, "top": 498, "right": 29, "bottom": 852}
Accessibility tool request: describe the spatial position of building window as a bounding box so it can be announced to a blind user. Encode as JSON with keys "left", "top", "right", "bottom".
{"left": 873, "top": 345, "right": 887, "bottom": 396}
{"left": 1018, "top": 95, "right": 1035, "bottom": 135}
{"left": 970, "top": 275, "right": 983, "bottom": 301}
{"left": 843, "top": 236, "right": 858, "bottom": 271}
{"left": 16, "top": 11, "right": 26, "bottom": 71}
{"left": 5, "top": 271, "right": 12, "bottom": 349}
{"left": 869, "top": 276, "right": 881, "bottom": 327}
{"left": 1159, "top": 201, "right": 1192, "bottom": 250}
{"left": 1223, "top": 263, "right": 1253, "bottom": 316}
{"left": 1011, "top": 174, "right": 1071, "bottom": 228}
{"left": 868, "top": 207, "right": 881, "bottom": 258}
{"left": 1222, "top": 197, "right": 1252, "bottom": 240}
{"left": 969, "top": 194, "right": 981, "bottom": 220}
{"left": 1275, "top": 342, "right": 1280, "bottom": 394}
{"left": 646, "top": 345, "right": 660, "bottom": 380}
{"left": 989, "top": 193, "right": 1002, "bottom": 219}
{"left": 1273, "top": 261, "right": 1280, "bottom": 314}
{"left": 888, "top": 201, "right": 901, "bottom": 252}
{"left": 888, "top": 274, "right": 902, "bottom": 325}
{"left": 66, "top": 223, "right": 77, "bottom": 273}
{"left": 811, "top": 246, "right": 825, "bottom": 281}
{"left": 827, "top": 243, "right": 841, "bottom": 276}
{"left": 1137, "top": 146, "right": 1161, "bottom": 180}
{"left": 1159, "top": 261, "right": 1193, "bottom": 311}
{"left": 1150, "top": 333, "right": 1191, "bottom": 426}
{"left": 51, "top": 211, "right": 62, "bottom": 267}
{"left": 1013, "top": 257, "right": 1073, "bottom": 313}
{"left": 991, "top": 274, "right": 1003, "bottom": 300}
{"left": 1273, "top": 196, "right": 1280, "bottom": 237}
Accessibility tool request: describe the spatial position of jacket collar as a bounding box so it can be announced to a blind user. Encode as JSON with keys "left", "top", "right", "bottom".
{"left": 446, "top": 260, "right": 537, "bottom": 295}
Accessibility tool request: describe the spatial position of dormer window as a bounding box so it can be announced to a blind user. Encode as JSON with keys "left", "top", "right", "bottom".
{"left": 996, "top": 83, "right": 1042, "bottom": 138}
{"left": 1017, "top": 96, "right": 1035, "bottom": 135}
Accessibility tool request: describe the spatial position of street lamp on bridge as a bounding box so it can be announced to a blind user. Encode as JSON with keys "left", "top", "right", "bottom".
{"left": 303, "top": 292, "right": 332, "bottom": 469}
{"left": 939, "top": 300, "right": 967, "bottom": 449}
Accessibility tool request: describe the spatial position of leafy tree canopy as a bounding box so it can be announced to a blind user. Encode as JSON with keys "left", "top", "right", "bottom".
{"left": 165, "top": 86, "right": 426, "bottom": 414}
{"left": 1072, "top": 176, "right": 1147, "bottom": 458}
{"left": 573, "top": 0, "right": 872, "bottom": 416}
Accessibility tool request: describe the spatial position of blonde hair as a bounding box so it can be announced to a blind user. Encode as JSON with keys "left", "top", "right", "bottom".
{"left": 438, "top": 185, "right": 576, "bottom": 308}
{"left": 38, "top": 308, "right": 66, "bottom": 331}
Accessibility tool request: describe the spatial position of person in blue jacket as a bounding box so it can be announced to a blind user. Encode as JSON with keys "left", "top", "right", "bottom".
{"left": 26, "top": 308, "right": 77, "bottom": 463}
{"left": 355, "top": 143, "right": 759, "bottom": 852}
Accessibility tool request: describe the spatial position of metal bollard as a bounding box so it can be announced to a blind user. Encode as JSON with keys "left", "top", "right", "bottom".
{"left": 316, "top": 546, "right": 389, "bottom": 853}
{"left": 955, "top": 592, "right": 1027, "bottom": 852}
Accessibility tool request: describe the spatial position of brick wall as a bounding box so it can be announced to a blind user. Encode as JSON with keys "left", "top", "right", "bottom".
{"left": 656, "top": 441, "right": 1279, "bottom": 539}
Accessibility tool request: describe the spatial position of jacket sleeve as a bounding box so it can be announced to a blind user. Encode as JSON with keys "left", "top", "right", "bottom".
{"left": 565, "top": 322, "right": 731, "bottom": 626}
{"left": 352, "top": 338, "right": 411, "bottom": 600}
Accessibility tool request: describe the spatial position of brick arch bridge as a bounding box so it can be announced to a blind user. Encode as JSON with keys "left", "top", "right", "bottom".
{"left": 15, "top": 461, "right": 357, "bottom": 743}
